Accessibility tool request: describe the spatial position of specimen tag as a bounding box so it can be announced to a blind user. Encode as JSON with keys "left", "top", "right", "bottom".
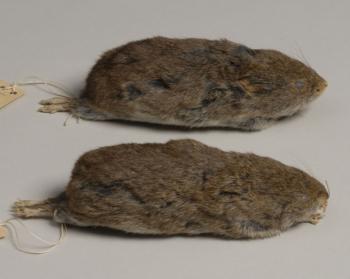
{"left": 0, "top": 225, "right": 7, "bottom": 239}
{"left": 0, "top": 80, "right": 24, "bottom": 109}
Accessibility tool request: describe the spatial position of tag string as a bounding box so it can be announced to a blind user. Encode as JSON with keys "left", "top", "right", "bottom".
{"left": 11, "top": 76, "right": 78, "bottom": 126}
{"left": 12, "top": 76, "right": 73, "bottom": 98}
{"left": 0, "top": 218, "right": 67, "bottom": 254}
{"left": 1, "top": 77, "right": 69, "bottom": 254}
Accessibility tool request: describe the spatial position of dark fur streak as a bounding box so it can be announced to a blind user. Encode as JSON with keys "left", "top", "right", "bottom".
{"left": 149, "top": 78, "right": 170, "bottom": 89}
{"left": 240, "top": 220, "right": 268, "bottom": 232}
{"left": 160, "top": 201, "right": 173, "bottom": 208}
{"left": 228, "top": 84, "right": 245, "bottom": 99}
{"left": 183, "top": 48, "right": 214, "bottom": 64}
{"left": 198, "top": 207, "right": 220, "bottom": 219}
{"left": 185, "top": 221, "right": 201, "bottom": 229}
{"left": 119, "top": 184, "right": 146, "bottom": 204}
{"left": 124, "top": 57, "right": 138, "bottom": 64}
{"left": 229, "top": 60, "right": 241, "bottom": 69}
{"left": 178, "top": 107, "right": 203, "bottom": 123}
{"left": 206, "top": 82, "right": 225, "bottom": 93}
{"left": 240, "top": 173, "right": 250, "bottom": 179}
{"left": 80, "top": 181, "right": 119, "bottom": 195}
{"left": 113, "top": 90, "right": 124, "bottom": 99}
{"left": 202, "top": 171, "right": 210, "bottom": 183}
{"left": 241, "top": 188, "right": 249, "bottom": 194}
{"left": 223, "top": 223, "right": 232, "bottom": 230}
{"left": 198, "top": 208, "right": 230, "bottom": 224}
{"left": 188, "top": 48, "right": 211, "bottom": 58}
{"left": 80, "top": 180, "right": 145, "bottom": 204}
{"left": 126, "top": 85, "right": 144, "bottom": 100}
{"left": 163, "top": 74, "right": 181, "bottom": 84}
{"left": 115, "top": 56, "right": 138, "bottom": 65}
{"left": 263, "top": 213, "right": 273, "bottom": 220}
{"left": 219, "top": 190, "right": 241, "bottom": 197}
{"left": 145, "top": 212, "right": 152, "bottom": 217}
{"left": 203, "top": 82, "right": 227, "bottom": 106}
{"left": 201, "top": 98, "right": 217, "bottom": 107}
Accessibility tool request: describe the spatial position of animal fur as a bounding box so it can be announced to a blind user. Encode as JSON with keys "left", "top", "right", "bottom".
{"left": 38, "top": 37, "right": 327, "bottom": 130}
{"left": 13, "top": 139, "right": 329, "bottom": 239}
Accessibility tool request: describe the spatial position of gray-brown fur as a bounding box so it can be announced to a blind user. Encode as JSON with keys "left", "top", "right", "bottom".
{"left": 13, "top": 139, "right": 329, "bottom": 239}
{"left": 39, "top": 37, "right": 327, "bottom": 130}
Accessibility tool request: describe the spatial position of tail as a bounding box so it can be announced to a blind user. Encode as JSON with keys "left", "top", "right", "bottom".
{"left": 12, "top": 193, "right": 66, "bottom": 219}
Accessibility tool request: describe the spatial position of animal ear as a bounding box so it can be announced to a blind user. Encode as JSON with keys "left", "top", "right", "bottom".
{"left": 236, "top": 45, "right": 256, "bottom": 56}
{"left": 232, "top": 45, "right": 256, "bottom": 63}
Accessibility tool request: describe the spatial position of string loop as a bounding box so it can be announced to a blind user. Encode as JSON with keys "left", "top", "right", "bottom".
{"left": 0, "top": 218, "right": 67, "bottom": 254}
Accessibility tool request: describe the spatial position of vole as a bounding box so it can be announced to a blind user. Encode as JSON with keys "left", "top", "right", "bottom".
{"left": 13, "top": 139, "right": 329, "bottom": 239}
{"left": 38, "top": 37, "right": 327, "bottom": 130}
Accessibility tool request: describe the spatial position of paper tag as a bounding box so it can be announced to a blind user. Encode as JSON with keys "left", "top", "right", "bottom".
{"left": 0, "top": 225, "right": 7, "bottom": 239}
{"left": 0, "top": 80, "right": 24, "bottom": 109}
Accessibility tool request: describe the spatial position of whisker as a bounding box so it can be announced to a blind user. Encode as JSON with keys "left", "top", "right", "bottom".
{"left": 299, "top": 48, "right": 311, "bottom": 67}
{"left": 291, "top": 47, "right": 304, "bottom": 64}
{"left": 325, "top": 180, "right": 330, "bottom": 197}
{"left": 294, "top": 41, "right": 312, "bottom": 67}
{"left": 63, "top": 113, "right": 72, "bottom": 127}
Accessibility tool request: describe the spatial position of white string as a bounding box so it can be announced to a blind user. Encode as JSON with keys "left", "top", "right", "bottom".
{"left": 1, "top": 77, "right": 72, "bottom": 252}
{"left": 0, "top": 218, "right": 67, "bottom": 254}
{"left": 12, "top": 76, "right": 73, "bottom": 98}
{"left": 9, "top": 76, "right": 79, "bottom": 126}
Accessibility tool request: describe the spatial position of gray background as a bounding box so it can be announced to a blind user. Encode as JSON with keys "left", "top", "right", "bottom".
{"left": 0, "top": 0, "right": 349, "bottom": 278}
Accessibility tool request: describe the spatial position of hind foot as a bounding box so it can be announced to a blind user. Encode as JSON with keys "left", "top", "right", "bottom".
{"left": 38, "top": 97, "right": 74, "bottom": 113}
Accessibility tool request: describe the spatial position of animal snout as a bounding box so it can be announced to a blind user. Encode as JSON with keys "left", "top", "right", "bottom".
{"left": 309, "top": 201, "right": 327, "bottom": 225}
{"left": 314, "top": 78, "right": 328, "bottom": 96}
{"left": 309, "top": 214, "right": 323, "bottom": 225}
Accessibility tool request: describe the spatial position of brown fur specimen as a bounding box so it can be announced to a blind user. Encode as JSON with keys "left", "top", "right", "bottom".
{"left": 39, "top": 37, "right": 327, "bottom": 130}
{"left": 13, "top": 139, "right": 328, "bottom": 239}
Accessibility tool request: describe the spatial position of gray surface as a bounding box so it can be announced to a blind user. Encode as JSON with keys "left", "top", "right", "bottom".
{"left": 0, "top": 0, "right": 349, "bottom": 278}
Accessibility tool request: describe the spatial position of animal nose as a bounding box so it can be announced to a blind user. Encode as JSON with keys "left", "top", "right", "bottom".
{"left": 315, "top": 79, "right": 328, "bottom": 95}
{"left": 310, "top": 214, "right": 322, "bottom": 225}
